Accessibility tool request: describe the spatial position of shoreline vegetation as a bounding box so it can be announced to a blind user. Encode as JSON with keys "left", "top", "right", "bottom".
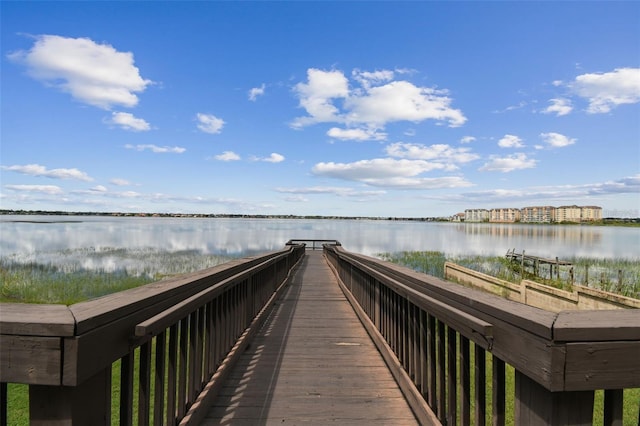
{"left": 378, "top": 251, "right": 640, "bottom": 300}
{"left": 1, "top": 209, "right": 639, "bottom": 226}
{"left": 2, "top": 248, "right": 639, "bottom": 425}
{"left": 1, "top": 249, "right": 638, "bottom": 305}
{"left": 1, "top": 233, "right": 638, "bottom": 425}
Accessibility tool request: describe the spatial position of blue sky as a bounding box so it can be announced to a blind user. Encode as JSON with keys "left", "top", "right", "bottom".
{"left": 2, "top": 1, "right": 639, "bottom": 218}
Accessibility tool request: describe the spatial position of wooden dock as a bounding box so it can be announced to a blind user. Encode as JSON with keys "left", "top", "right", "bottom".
{"left": 201, "top": 250, "right": 418, "bottom": 425}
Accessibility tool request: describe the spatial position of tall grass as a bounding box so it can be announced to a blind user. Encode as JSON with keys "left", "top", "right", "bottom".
{"left": 378, "top": 251, "right": 640, "bottom": 299}
{"left": 0, "top": 248, "right": 236, "bottom": 304}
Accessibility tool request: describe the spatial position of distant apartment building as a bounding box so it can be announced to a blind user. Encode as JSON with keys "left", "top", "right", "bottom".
{"left": 490, "top": 208, "right": 521, "bottom": 223}
{"left": 451, "top": 212, "right": 465, "bottom": 222}
{"left": 458, "top": 205, "right": 602, "bottom": 223}
{"left": 556, "top": 205, "right": 602, "bottom": 222}
{"left": 580, "top": 206, "right": 603, "bottom": 221}
{"left": 556, "top": 205, "right": 583, "bottom": 223}
{"left": 521, "top": 206, "right": 555, "bottom": 223}
{"left": 464, "top": 209, "right": 490, "bottom": 222}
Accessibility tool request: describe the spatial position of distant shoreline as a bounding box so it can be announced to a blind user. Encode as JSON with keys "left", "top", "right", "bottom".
{"left": 1, "top": 209, "right": 638, "bottom": 226}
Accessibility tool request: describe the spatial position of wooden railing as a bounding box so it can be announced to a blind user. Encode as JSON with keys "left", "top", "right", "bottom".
{"left": 324, "top": 245, "right": 640, "bottom": 426}
{"left": 286, "top": 239, "right": 341, "bottom": 250}
{"left": 1, "top": 244, "right": 304, "bottom": 425}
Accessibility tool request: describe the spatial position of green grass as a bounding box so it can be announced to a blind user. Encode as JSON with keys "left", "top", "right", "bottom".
{"left": 7, "top": 335, "right": 175, "bottom": 425}
{"left": 3, "top": 248, "right": 639, "bottom": 423}
{"left": 0, "top": 248, "right": 236, "bottom": 304}
{"left": 0, "top": 263, "right": 153, "bottom": 304}
{"left": 378, "top": 251, "right": 640, "bottom": 299}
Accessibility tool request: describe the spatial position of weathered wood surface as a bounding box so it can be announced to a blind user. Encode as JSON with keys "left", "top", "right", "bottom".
{"left": 0, "top": 335, "right": 62, "bottom": 385}
{"left": 201, "top": 251, "right": 418, "bottom": 425}
{"left": 0, "top": 303, "right": 75, "bottom": 336}
{"left": 554, "top": 310, "right": 640, "bottom": 341}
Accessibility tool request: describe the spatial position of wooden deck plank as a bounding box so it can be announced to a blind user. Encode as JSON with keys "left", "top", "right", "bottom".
{"left": 201, "top": 251, "right": 418, "bottom": 425}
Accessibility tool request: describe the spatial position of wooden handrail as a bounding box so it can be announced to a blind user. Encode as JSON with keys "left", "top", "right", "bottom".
{"left": 2, "top": 241, "right": 638, "bottom": 425}
{"left": 323, "top": 244, "right": 640, "bottom": 425}
{"left": 1, "top": 243, "right": 305, "bottom": 425}
{"left": 342, "top": 252, "right": 494, "bottom": 348}
{"left": 134, "top": 255, "right": 282, "bottom": 338}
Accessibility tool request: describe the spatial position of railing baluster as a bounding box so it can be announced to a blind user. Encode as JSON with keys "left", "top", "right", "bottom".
{"left": 1, "top": 382, "right": 6, "bottom": 426}
{"left": 120, "top": 350, "right": 134, "bottom": 426}
{"left": 205, "top": 300, "right": 215, "bottom": 377}
{"left": 188, "top": 310, "right": 198, "bottom": 404}
{"left": 460, "top": 335, "right": 471, "bottom": 426}
{"left": 603, "top": 389, "right": 623, "bottom": 426}
{"left": 427, "top": 313, "right": 437, "bottom": 409}
{"left": 138, "top": 341, "right": 151, "bottom": 426}
{"left": 437, "top": 319, "right": 446, "bottom": 419}
{"left": 195, "top": 306, "right": 205, "bottom": 389}
{"left": 177, "top": 317, "right": 188, "bottom": 418}
{"left": 403, "top": 299, "right": 410, "bottom": 375}
{"left": 419, "top": 309, "right": 427, "bottom": 396}
{"left": 492, "top": 355, "right": 506, "bottom": 426}
{"left": 154, "top": 331, "right": 166, "bottom": 426}
{"left": 447, "top": 327, "right": 458, "bottom": 426}
{"left": 474, "top": 343, "right": 487, "bottom": 426}
{"left": 412, "top": 304, "right": 419, "bottom": 384}
{"left": 167, "top": 323, "right": 178, "bottom": 425}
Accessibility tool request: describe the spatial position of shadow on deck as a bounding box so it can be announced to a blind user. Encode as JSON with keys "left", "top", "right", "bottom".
{"left": 202, "top": 251, "right": 418, "bottom": 425}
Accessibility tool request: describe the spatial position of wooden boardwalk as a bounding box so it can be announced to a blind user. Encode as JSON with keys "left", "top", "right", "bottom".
{"left": 201, "top": 250, "right": 418, "bottom": 425}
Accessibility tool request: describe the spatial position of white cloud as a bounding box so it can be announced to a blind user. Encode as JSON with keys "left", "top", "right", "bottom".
{"left": 291, "top": 68, "right": 466, "bottom": 131}
{"left": 498, "top": 134, "right": 524, "bottom": 148}
{"left": 352, "top": 69, "right": 395, "bottom": 88}
{"left": 265, "top": 153, "right": 285, "bottom": 163}
{"left": 125, "top": 144, "right": 186, "bottom": 153}
{"left": 1, "top": 163, "right": 92, "bottom": 181}
{"left": 252, "top": 153, "right": 285, "bottom": 163}
{"left": 8, "top": 34, "right": 151, "bottom": 109}
{"left": 196, "top": 113, "right": 225, "bottom": 134}
{"left": 360, "top": 176, "right": 473, "bottom": 189}
{"left": 345, "top": 80, "right": 466, "bottom": 128}
{"left": 248, "top": 84, "right": 266, "bottom": 101}
{"left": 5, "top": 184, "right": 63, "bottom": 195}
{"left": 284, "top": 195, "right": 309, "bottom": 202}
{"left": 313, "top": 158, "right": 443, "bottom": 180}
{"left": 327, "top": 127, "right": 387, "bottom": 141}
{"left": 571, "top": 67, "right": 640, "bottom": 113}
{"left": 89, "top": 185, "right": 108, "bottom": 193}
{"left": 109, "top": 112, "right": 151, "bottom": 131}
{"left": 479, "top": 153, "right": 537, "bottom": 172}
{"left": 275, "top": 186, "right": 386, "bottom": 198}
{"left": 310, "top": 157, "right": 475, "bottom": 190}
{"left": 214, "top": 151, "right": 241, "bottom": 161}
{"left": 542, "top": 98, "right": 573, "bottom": 116}
{"left": 118, "top": 191, "right": 141, "bottom": 198}
{"left": 385, "top": 142, "right": 479, "bottom": 165}
{"left": 460, "top": 136, "right": 476, "bottom": 144}
{"left": 451, "top": 174, "right": 640, "bottom": 203}
{"left": 540, "top": 132, "right": 576, "bottom": 148}
{"left": 110, "top": 178, "right": 131, "bottom": 186}
{"left": 586, "top": 174, "right": 640, "bottom": 195}
{"left": 291, "top": 68, "right": 349, "bottom": 128}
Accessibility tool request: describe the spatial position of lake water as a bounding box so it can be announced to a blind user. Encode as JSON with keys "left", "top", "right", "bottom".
{"left": 2, "top": 215, "right": 639, "bottom": 264}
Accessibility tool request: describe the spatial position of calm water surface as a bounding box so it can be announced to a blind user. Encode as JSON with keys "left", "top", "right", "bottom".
{"left": 2, "top": 215, "right": 639, "bottom": 262}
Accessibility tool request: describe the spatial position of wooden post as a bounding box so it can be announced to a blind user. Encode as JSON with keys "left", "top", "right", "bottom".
{"left": 569, "top": 268, "right": 574, "bottom": 286}
{"left": 30, "top": 367, "right": 111, "bottom": 425}
{"left": 514, "top": 371, "right": 594, "bottom": 425}
{"left": 618, "top": 270, "right": 623, "bottom": 291}
{"left": 585, "top": 264, "right": 589, "bottom": 286}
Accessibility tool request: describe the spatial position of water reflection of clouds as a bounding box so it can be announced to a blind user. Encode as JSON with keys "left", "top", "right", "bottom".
{"left": 1, "top": 216, "right": 638, "bottom": 263}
